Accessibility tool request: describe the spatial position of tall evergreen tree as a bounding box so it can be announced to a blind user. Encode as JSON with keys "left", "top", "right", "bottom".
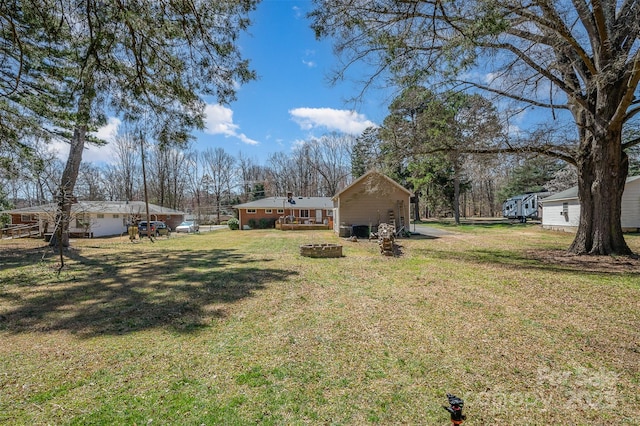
{"left": 3, "top": 0, "right": 258, "bottom": 246}
{"left": 498, "top": 157, "right": 564, "bottom": 201}
{"left": 379, "top": 87, "right": 502, "bottom": 224}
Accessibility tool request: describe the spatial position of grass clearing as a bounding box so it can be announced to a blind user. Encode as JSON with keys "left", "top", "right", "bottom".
{"left": 1, "top": 226, "right": 639, "bottom": 424}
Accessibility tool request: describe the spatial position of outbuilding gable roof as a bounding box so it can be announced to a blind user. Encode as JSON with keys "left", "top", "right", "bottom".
{"left": 234, "top": 197, "right": 334, "bottom": 210}
{"left": 332, "top": 170, "right": 412, "bottom": 201}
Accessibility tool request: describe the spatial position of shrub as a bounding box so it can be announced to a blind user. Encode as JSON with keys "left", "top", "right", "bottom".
{"left": 247, "top": 219, "right": 258, "bottom": 229}
{"left": 227, "top": 218, "right": 239, "bottom": 230}
{"left": 258, "top": 218, "right": 276, "bottom": 229}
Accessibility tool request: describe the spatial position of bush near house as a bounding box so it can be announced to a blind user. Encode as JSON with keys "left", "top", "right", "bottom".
{"left": 227, "top": 217, "right": 239, "bottom": 230}
{"left": 259, "top": 218, "right": 276, "bottom": 229}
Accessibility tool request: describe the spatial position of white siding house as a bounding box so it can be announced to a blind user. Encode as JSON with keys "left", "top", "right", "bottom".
{"left": 541, "top": 175, "right": 640, "bottom": 232}
{"left": 4, "top": 201, "right": 186, "bottom": 238}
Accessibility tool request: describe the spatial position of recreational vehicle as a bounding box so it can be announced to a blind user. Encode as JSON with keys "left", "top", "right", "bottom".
{"left": 502, "top": 193, "right": 546, "bottom": 222}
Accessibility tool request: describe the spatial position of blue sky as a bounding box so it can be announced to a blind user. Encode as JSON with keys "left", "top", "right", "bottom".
{"left": 74, "top": 0, "right": 392, "bottom": 165}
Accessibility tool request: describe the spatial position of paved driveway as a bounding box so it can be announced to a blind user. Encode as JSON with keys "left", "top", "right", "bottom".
{"left": 409, "top": 224, "right": 452, "bottom": 238}
{"left": 197, "top": 225, "right": 228, "bottom": 233}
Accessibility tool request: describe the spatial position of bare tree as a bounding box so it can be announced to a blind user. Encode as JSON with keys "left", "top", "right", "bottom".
{"left": 307, "top": 133, "right": 354, "bottom": 196}
{"left": 290, "top": 144, "right": 317, "bottom": 196}
{"left": 164, "top": 148, "right": 189, "bottom": 211}
{"left": 267, "top": 152, "right": 295, "bottom": 196}
{"left": 184, "top": 150, "right": 206, "bottom": 220}
{"left": 111, "top": 131, "right": 141, "bottom": 202}
{"left": 237, "top": 152, "right": 267, "bottom": 202}
{"left": 465, "top": 155, "right": 509, "bottom": 217}
{"left": 75, "top": 163, "right": 106, "bottom": 201}
{"left": 202, "top": 148, "right": 236, "bottom": 224}
{"left": 0, "top": 137, "right": 62, "bottom": 206}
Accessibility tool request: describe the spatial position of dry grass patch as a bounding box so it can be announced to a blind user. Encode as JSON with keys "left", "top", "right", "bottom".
{"left": 1, "top": 226, "right": 639, "bottom": 424}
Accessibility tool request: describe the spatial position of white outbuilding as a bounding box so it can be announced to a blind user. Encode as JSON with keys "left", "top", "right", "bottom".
{"left": 541, "top": 175, "right": 640, "bottom": 232}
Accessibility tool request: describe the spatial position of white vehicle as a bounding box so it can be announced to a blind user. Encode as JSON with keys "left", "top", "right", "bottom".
{"left": 175, "top": 220, "right": 199, "bottom": 233}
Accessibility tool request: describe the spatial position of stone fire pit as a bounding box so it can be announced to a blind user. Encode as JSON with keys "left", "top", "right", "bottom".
{"left": 299, "top": 243, "right": 343, "bottom": 258}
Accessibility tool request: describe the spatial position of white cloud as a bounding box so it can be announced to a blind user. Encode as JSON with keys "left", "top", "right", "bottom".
{"left": 204, "top": 103, "right": 259, "bottom": 145}
{"left": 50, "top": 116, "right": 122, "bottom": 164}
{"left": 93, "top": 117, "right": 121, "bottom": 143}
{"left": 289, "top": 107, "right": 377, "bottom": 134}
{"left": 302, "top": 49, "right": 317, "bottom": 68}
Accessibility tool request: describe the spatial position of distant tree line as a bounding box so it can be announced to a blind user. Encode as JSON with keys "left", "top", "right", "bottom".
{"left": 0, "top": 132, "right": 356, "bottom": 224}
{"left": 4, "top": 89, "right": 600, "bottom": 227}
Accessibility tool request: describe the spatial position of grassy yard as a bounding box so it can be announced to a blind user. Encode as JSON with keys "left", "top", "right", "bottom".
{"left": 1, "top": 225, "right": 639, "bottom": 425}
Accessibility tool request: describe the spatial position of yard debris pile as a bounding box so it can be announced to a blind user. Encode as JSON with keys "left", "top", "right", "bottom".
{"left": 377, "top": 223, "right": 395, "bottom": 256}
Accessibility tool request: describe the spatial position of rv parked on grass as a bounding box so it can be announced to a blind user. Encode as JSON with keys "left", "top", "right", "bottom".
{"left": 502, "top": 193, "right": 548, "bottom": 222}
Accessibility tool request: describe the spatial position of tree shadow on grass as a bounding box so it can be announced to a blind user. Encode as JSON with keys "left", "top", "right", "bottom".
{"left": 424, "top": 248, "right": 640, "bottom": 276}
{"left": 0, "top": 243, "right": 51, "bottom": 269}
{"left": 0, "top": 248, "right": 298, "bottom": 337}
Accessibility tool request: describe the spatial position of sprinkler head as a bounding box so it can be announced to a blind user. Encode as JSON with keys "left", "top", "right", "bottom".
{"left": 443, "top": 393, "right": 466, "bottom": 424}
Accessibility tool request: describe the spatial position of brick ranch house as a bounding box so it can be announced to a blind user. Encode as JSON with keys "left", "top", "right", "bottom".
{"left": 233, "top": 196, "right": 334, "bottom": 230}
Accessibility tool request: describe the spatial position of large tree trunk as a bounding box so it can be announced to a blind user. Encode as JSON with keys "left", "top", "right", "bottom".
{"left": 51, "top": 124, "right": 87, "bottom": 247}
{"left": 50, "top": 83, "right": 92, "bottom": 248}
{"left": 569, "top": 129, "right": 632, "bottom": 255}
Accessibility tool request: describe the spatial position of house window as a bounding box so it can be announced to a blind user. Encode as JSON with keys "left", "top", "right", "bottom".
{"left": 97, "top": 213, "right": 104, "bottom": 219}
{"left": 326, "top": 210, "right": 333, "bottom": 217}
{"left": 562, "top": 202, "right": 569, "bottom": 222}
{"left": 300, "top": 210, "right": 310, "bottom": 218}
{"left": 76, "top": 213, "right": 90, "bottom": 228}
{"left": 265, "top": 209, "right": 273, "bottom": 214}
{"left": 277, "top": 209, "right": 284, "bottom": 214}
{"left": 113, "top": 214, "right": 119, "bottom": 218}
{"left": 247, "top": 209, "right": 257, "bottom": 214}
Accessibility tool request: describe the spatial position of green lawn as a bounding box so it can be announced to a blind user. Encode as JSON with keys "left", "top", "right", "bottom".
{"left": 1, "top": 226, "right": 639, "bottom": 424}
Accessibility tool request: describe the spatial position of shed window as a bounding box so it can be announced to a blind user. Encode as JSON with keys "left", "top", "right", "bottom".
{"left": 113, "top": 214, "right": 119, "bottom": 218}
{"left": 97, "top": 213, "right": 104, "bottom": 219}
